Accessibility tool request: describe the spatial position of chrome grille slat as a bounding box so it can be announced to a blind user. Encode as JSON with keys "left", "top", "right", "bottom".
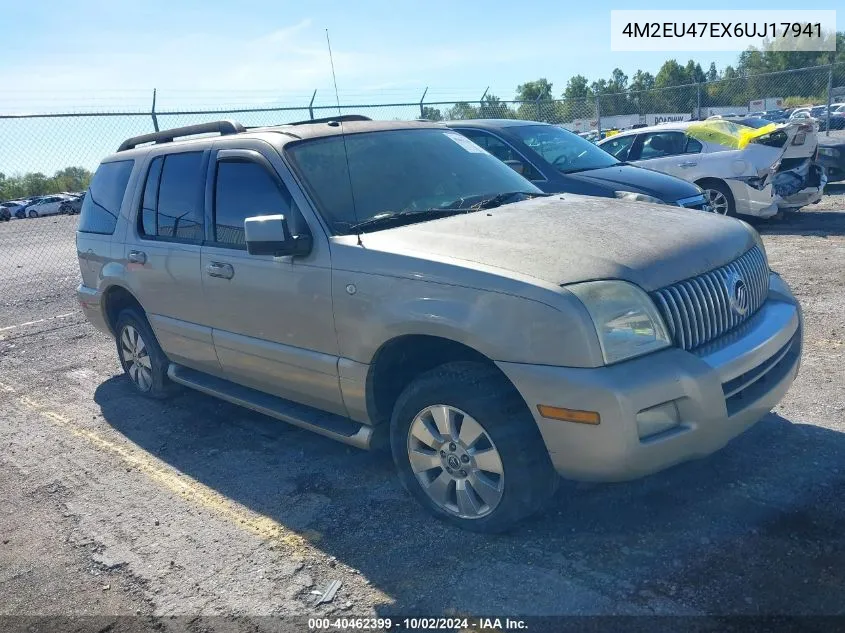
{"left": 668, "top": 286, "right": 691, "bottom": 349}
{"left": 683, "top": 281, "right": 706, "bottom": 347}
{"left": 702, "top": 274, "right": 725, "bottom": 335}
{"left": 651, "top": 246, "right": 768, "bottom": 351}
{"left": 690, "top": 277, "right": 714, "bottom": 341}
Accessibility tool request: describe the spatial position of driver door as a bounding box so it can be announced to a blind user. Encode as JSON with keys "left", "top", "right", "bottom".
{"left": 199, "top": 140, "right": 346, "bottom": 416}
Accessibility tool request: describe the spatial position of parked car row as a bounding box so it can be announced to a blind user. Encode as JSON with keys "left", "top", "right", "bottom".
{"left": 0, "top": 191, "right": 86, "bottom": 220}
{"left": 746, "top": 104, "right": 845, "bottom": 130}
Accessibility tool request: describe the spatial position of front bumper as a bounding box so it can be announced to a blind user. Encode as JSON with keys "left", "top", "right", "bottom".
{"left": 497, "top": 275, "right": 802, "bottom": 482}
{"left": 727, "top": 161, "right": 826, "bottom": 216}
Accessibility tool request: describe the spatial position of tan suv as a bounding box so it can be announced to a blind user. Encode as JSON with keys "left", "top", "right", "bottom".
{"left": 77, "top": 117, "right": 802, "bottom": 532}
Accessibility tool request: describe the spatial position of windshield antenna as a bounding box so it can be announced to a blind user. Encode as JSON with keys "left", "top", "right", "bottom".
{"left": 326, "top": 29, "right": 362, "bottom": 246}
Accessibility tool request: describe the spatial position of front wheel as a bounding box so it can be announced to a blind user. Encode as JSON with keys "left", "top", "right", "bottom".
{"left": 390, "top": 362, "right": 558, "bottom": 533}
{"left": 27, "top": 210, "right": 39, "bottom": 218}
{"left": 701, "top": 181, "right": 736, "bottom": 216}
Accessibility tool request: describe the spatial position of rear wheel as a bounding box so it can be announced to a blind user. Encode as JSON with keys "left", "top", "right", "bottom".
{"left": 700, "top": 180, "right": 736, "bottom": 216}
{"left": 115, "top": 308, "right": 177, "bottom": 399}
{"left": 390, "top": 362, "right": 558, "bottom": 532}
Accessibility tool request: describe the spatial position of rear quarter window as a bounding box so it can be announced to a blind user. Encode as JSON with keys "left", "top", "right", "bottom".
{"left": 78, "top": 160, "right": 134, "bottom": 234}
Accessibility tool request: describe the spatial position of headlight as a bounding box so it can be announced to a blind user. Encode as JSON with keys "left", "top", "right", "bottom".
{"left": 614, "top": 190, "right": 666, "bottom": 205}
{"left": 818, "top": 147, "right": 838, "bottom": 158}
{"left": 567, "top": 280, "right": 672, "bottom": 364}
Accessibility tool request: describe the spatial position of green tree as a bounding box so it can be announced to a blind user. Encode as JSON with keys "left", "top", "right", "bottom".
{"left": 420, "top": 106, "right": 443, "bottom": 121}
{"left": 0, "top": 166, "right": 92, "bottom": 202}
{"left": 654, "top": 60, "right": 688, "bottom": 88}
{"left": 563, "top": 75, "right": 592, "bottom": 100}
{"left": 446, "top": 101, "right": 479, "bottom": 120}
{"left": 515, "top": 78, "right": 553, "bottom": 102}
{"left": 706, "top": 62, "right": 719, "bottom": 82}
{"left": 478, "top": 94, "right": 514, "bottom": 118}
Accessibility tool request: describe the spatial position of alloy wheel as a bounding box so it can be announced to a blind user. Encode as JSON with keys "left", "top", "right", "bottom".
{"left": 407, "top": 404, "right": 504, "bottom": 519}
{"left": 704, "top": 188, "right": 730, "bottom": 215}
{"left": 120, "top": 325, "right": 153, "bottom": 391}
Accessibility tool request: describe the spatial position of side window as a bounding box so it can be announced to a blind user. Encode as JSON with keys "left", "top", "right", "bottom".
{"left": 685, "top": 137, "right": 703, "bottom": 153}
{"left": 139, "top": 152, "right": 204, "bottom": 242}
{"left": 457, "top": 130, "right": 543, "bottom": 180}
{"left": 639, "top": 132, "right": 686, "bottom": 159}
{"left": 139, "top": 156, "right": 163, "bottom": 237}
{"left": 601, "top": 134, "right": 634, "bottom": 160}
{"left": 78, "top": 159, "right": 134, "bottom": 235}
{"left": 213, "top": 160, "right": 297, "bottom": 248}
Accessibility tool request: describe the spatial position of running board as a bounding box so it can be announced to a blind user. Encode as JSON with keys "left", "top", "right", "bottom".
{"left": 167, "top": 363, "right": 373, "bottom": 450}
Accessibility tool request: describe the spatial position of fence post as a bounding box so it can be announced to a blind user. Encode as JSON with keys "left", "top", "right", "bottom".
{"left": 696, "top": 82, "right": 702, "bottom": 120}
{"left": 480, "top": 86, "right": 488, "bottom": 113}
{"left": 595, "top": 95, "right": 601, "bottom": 135}
{"left": 308, "top": 90, "right": 317, "bottom": 120}
{"left": 826, "top": 64, "right": 833, "bottom": 137}
{"left": 419, "top": 87, "right": 428, "bottom": 118}
{"left": 151, "top": 89, "right": 159, "bottom": 132}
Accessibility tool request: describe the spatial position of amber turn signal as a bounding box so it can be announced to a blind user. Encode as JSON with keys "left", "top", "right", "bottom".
{"left": 537, "top": 405, "right": 600, "bottom": 425}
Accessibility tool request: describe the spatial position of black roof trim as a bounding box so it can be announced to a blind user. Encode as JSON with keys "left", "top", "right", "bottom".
{"left": 117, "top": 120, "right": 246, "bottom": 152}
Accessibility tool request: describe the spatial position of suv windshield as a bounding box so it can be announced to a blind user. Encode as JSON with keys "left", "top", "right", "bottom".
{"left": 285, "top": 128, "right": 542, "bottom": 234}
{"left": 509, "top": 124, "right": 619, "bottom": 173}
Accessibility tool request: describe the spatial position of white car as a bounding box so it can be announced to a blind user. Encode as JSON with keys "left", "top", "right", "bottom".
{"left": 1, "top": 200, "right": 30, "bottom": 218}
{"left": 598, "top": 120, "right": 825, "bottom": 218}
{"left": 23, "top": 195, "right": 71, "bottom": 218}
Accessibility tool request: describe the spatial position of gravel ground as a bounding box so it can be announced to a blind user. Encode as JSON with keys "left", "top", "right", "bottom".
{"left": 0, "top": 206, "right": 844, "bottom": 631}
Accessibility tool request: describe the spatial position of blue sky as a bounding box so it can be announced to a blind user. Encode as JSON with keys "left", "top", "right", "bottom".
{"left": 0, "top": 0, "right": 841, "bottom": 174}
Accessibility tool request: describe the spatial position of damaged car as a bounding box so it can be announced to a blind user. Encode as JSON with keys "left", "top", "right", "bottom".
{"left": 598, "top": 119, "right": 826, "bottom": 218}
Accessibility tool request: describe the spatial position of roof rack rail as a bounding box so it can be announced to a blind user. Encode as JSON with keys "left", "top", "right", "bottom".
{"left": 117, "top": 120, "right": 246, "bottom": 152}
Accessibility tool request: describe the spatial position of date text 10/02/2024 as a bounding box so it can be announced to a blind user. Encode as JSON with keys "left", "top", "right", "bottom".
{"left": 621, "top": 22, "right": 822, "bottom": 39}
{"left": 308, "top": 617, "right": 529, "bottom": 630}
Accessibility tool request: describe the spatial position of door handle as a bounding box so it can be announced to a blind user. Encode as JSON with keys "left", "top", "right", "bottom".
{"left": 679, "top": 161, "right": 698, "bottom": 168}
{"left": 206, "top": 262, "right": 235, "bottom": 279}
{"left": 127, "top": 250, "right": 146, "bottom": 264}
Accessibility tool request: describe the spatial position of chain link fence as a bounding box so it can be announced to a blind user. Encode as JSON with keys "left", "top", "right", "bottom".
{"left": 1, "top": 62, "right": 844, "bottom": 326}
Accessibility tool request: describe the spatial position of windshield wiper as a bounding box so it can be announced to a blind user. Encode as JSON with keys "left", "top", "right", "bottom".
{"left": 444, "top": 190, "right": 550, "bottom": 211}
{"left": 347, "top": 208, "right": 468, "bottom": 233}
{"left": 346, "top": 191, "right": 550, "bottom": 234}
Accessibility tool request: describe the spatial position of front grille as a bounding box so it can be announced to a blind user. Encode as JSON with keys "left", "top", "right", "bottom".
{"left": 651, "top": 246, "right": 769, "bottom": 351}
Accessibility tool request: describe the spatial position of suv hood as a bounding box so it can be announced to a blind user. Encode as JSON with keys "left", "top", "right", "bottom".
{"left": 565, "top": 163, "right": 701, "bottom": 203}
{"left": 357, "top": 195, "right": 755, "bottom": 292}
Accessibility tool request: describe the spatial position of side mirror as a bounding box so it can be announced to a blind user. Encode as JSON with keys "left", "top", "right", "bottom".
{"left": 503, "top": 159, "right": 525, "bottom": 175}
{"left": 244, "top": 214, "right": 312, "bottom": 257}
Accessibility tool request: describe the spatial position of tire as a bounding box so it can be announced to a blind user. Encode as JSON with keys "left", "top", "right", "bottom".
{"left": 390, "top": 361, "right": 558, "bottom": 533}
{"left": 700, "top": 180, "right": 736, "bottom": 217}
{"left": 28, "top": 210, "right": 39, "bottom": 218}
{"left": 114, "top": 308, "right": 177, "bottom": 399}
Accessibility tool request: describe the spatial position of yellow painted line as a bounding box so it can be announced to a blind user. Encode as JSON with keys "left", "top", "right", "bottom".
{"left": 5, "top": 384, "right": 314, "bottom": 553}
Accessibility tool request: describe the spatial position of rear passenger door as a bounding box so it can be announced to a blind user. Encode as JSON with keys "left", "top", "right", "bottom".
{"left": 125, "top": 149, "right": 221, "bottom": 375}
{"left": 199, "top": 140, "right": 346, "bottom": 416}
